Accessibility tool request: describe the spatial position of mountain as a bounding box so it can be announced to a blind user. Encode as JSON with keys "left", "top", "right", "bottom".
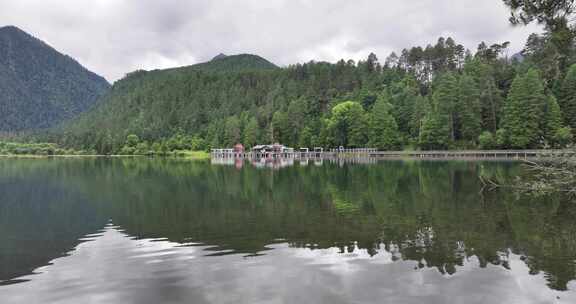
{"left": 51, "top": 53, "right": 341, "bottom": 153}
{"left": 0, "top": 26, "right": 110, "bottom": 132}
{"left": 211, "top": 53, "right": 228, "bottom": 61}
{"left": 170, "top": 53, "right": 278, "bottom": 73}
{"left": 511, "top": 51, "right": 525, "bottom": 62}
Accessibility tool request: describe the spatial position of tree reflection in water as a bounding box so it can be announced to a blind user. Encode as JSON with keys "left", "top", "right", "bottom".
{"left": 0, "top": 158, "right": 574, "bottom": 291}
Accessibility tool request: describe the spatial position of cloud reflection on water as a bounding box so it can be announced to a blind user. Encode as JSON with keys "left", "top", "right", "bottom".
{"left": 1, "top": 224, "right": 574, "bottom": 304}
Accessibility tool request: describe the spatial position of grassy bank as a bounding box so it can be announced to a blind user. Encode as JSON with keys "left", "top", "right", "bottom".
{"left": 170, "top": 150, "right": 210, "bottom": 160}
{"left": 0, "top": 148, "right": 210, "bottom": 160}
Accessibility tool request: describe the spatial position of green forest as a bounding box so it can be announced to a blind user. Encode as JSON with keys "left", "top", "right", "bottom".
{"left": 14, "top": 0, "right": 576, "bottom": 154}
{"left": 0, "top": 26, "right": 110, "bottom": 132}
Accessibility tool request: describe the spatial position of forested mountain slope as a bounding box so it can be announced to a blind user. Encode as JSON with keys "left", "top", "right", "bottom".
{"left": 0, "top": 26, "right": 110, "bottom": 131}
{"left": 52, "top": 53, "right": 327, "bottom": 152}
{"left": 50, "top": 36, "right": 575, "bottom": 154}
{"left": 189, "top": 53, "right": 278, "bottom": 72}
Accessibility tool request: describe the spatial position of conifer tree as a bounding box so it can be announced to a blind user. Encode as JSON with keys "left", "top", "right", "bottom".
{"left": 390, "top": 75, "right": 420, "bottom": 135}
{"left": 501, "top": 69, "right": 547, "bottom": 148}
{"left": 243, "top": 117, "right": 259, "bottom": 148}
{"left": 271, "top": 111, "right": 289, "bottom": 144}
{"left": 369, "top": 93, "right": 401, "bottom": 150}
{"left": 409, "top": 95, "right": 427, "bottom": 138}
{"left": 419, "top": 108, "right": 450, "bottom": 150}
{"left": 463, "top": 58, "right": 502, "bottom": 133}
{"left": 559, "top": 64, "right": 576, "bottom": 130}
{"left": 298, "top": 126, "right": 314, "bottom": 148}
{"left": 458, "top": 74, "right": 482, "bottom": 142}
{"left": 544, "top": 96, "right": 563, "bottom": 142}
{"left": 432, "top": 73, "right": 459, "bottom": 142}
{"left": 224, "top": 116, "right": 241, "bottom": 145}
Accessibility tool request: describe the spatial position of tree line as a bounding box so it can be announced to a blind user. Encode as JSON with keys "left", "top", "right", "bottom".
{"left": 29, "top": 1, "right": 576, "bottom": 154}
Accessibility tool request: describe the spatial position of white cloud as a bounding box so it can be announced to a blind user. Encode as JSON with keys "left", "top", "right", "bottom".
{"left": 0, "top": 0, "right": 543, "bottom": 82}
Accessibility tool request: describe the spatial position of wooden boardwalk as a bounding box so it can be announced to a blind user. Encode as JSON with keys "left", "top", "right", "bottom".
{"left": 367, "top": 149, "right": 576, "bottom": 159}
{"left": 211, "top": 149, "right": 576, "bottom": 160}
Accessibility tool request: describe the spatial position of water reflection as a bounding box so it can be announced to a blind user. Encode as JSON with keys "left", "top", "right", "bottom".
{"left": 0, "top": 158, "right": 575, "bottom": 303}
{"left": 211, "top": 157, "right": 380, "bottom": 169}
{"left": 0, "top": 170, "right": 107, "bottom": 285}
{"left": 1, "top": 224, "right": 574, "bottom": 304}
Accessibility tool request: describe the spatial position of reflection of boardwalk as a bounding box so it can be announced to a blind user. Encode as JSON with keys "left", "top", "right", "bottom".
{"left": 251, "top": 157, "right": 294, "bottom": 169}
{"left": 212, "top": 149, "right": 576, "bottom": 160}
{"left": 211, "top": 157, "right": 379, "bottom": 168}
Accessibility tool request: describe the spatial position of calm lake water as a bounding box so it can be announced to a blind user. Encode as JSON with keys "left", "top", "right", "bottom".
{"left": 0, "top": 158, "right": 575, "bottom": 304}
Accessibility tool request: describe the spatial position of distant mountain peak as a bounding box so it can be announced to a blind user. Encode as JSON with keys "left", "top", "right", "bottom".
{"left": 167, "top": 53, "right": 278, "bottom": 74}
{"left": 211, "top": 53, "right": 228, "bottom": 61}
{"left": 203, "top": 53, "right": 277, "bottom": 70}
{"left": 511, "top": 52, "right": 525, "bottom": 62}
{"left": 0, "top": 25, "right": 32, "bottom": 39}
{"left": 0, "top": 25, "right": 23, "bottom": 32}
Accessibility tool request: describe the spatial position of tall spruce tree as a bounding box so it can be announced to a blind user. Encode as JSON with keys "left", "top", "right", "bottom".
{"left": 432, "top": 72, "right": 459, "bottom": 142}
{"left": 409, "top": 95, "right": 428, "bottom": 138}
{"left": 419, "top": 108, "right": 450, "bottom": 150}
{"left": 544, "top": 95, "right": 564, "bottom": 145}
{"left": 463, "top": 58, "right": 503, "bottom": 133}
{"left": 369, "top": 93, "right": 401, "bottom": 150}
{"left": 458, "top": 74, "right": 482, "bottom": 142}
{"left": 559, "top": 64, "right": 576, "bottom": 130}
{"left": 501, "top": 69, "right": 548, "bottom": 148}
{"left": 390, "top": 75, "right": 420, "bottom": 136}
{"left": 243, "top": 117, "right": 259, "bottom": 148}
{"left": 546, "top": 96, "right": 563, "bottom": 132}
{"left": 271, "top": 111, "right": 289, "bottom": 144}
{"left": 224, "top": 116, "right": 242, "bottom": 146}
{"left": 287, "top": 98, "right": 308, "bottom": 145}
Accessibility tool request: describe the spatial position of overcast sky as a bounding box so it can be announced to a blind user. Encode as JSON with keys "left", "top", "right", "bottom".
{"left": 0, "top": 0, "right": 542, "bottom": 82}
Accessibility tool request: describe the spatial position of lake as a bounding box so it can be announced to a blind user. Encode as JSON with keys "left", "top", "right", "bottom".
{"left": 0, "top": 158, "right": 575, "bottom": 303}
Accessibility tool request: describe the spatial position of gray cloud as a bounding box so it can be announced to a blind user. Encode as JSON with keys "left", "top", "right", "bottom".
{"left": 0, "top": 0, "right": 542, "bottom": 82}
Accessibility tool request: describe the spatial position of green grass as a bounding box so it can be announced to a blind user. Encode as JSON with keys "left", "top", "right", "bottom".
{"left": 172, "top": 150, "right": 211, "bottom": 160}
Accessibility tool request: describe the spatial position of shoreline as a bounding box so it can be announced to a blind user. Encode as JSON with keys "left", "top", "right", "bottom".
{"left": 0, "top": 150, "right": 212, "bottom": 160}
{"left": 211, "top": 149, "right": 575, "bottom": 160}
{"left": 1, "top": 149, "right": 573, "bottom": 161}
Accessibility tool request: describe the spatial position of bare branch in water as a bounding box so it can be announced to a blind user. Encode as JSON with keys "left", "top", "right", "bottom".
{"left": 479, "top": 149, "right": 576, "bottom": 197}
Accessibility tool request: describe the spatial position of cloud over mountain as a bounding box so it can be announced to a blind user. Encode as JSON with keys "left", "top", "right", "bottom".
{"left": 0, "top": 0, "right": 541, "bottom": 81}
